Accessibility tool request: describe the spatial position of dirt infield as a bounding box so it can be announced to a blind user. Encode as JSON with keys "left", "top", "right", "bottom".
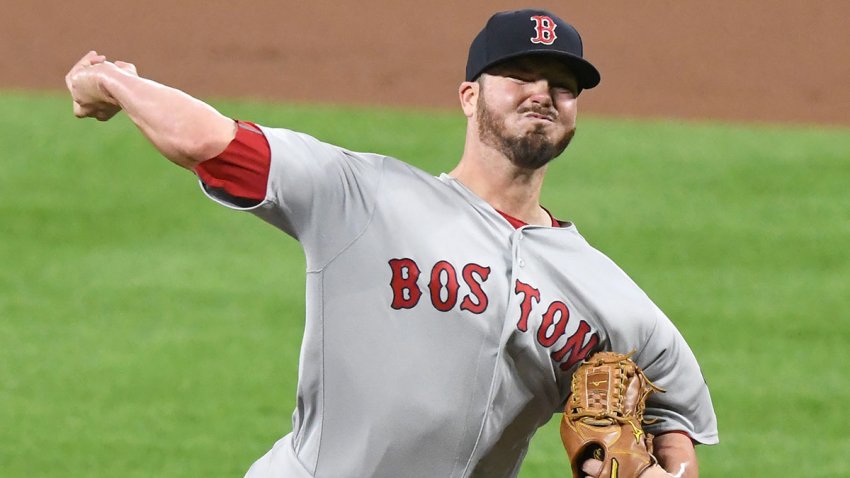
{"left": 4, "top": 1, "right": 848, "bottom": 125}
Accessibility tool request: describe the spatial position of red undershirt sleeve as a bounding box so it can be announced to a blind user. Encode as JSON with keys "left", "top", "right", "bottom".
{"left": 194, "top": 120, "right": 271, "bottom": 202}
{"left": 497, "top": 209, "right": 561, "bottom": 229}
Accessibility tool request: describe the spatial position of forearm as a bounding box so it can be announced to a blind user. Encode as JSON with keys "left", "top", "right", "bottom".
{"left": 97, "top": 64, "right": 236, "bottom": 169}
{"left": 653, "top": 432, "right": 698, "bottom": 478}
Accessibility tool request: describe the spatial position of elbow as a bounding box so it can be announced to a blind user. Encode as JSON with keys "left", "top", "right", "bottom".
{"left": 169, "top": 120, "right": 236, "bottom": 169}
{"left": 163, "top": 138, "right": 213, "bottom": 170}
{"left": 179, "top": 136, "right": 226, "bottom": 166}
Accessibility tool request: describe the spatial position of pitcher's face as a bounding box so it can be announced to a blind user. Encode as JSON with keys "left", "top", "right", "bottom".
{"left": 476, "top": 56, "right": 579, "bottom": 169}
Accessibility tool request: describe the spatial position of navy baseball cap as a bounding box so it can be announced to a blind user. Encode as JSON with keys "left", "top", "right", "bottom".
{"left": 466, "top": 9, "right": 601, "bottom": 90}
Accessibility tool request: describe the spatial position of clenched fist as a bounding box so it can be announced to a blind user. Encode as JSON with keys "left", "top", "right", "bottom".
{"left": 65, "top": 50, "right": 137, "bottom": 121}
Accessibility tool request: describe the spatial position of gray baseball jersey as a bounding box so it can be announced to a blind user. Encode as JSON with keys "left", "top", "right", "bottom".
{"left": 200, "top": 126, "right": 719, "bottom": 478}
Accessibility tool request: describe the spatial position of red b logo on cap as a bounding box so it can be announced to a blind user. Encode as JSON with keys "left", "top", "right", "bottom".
{"left": 530, "top": 15, "right": 558, "bottom": 45}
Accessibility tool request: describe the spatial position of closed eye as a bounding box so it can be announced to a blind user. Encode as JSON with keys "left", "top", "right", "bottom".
{"left": 553, "top": 85, "right": 577, "bottom": 97}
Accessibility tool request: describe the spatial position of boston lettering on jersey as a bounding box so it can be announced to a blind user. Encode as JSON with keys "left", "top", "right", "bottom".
{"left": 388, "top": 258, "right": 490, "bottom": 313}
{"left": 388, "top": 258, "right": 599, "bottom": 371}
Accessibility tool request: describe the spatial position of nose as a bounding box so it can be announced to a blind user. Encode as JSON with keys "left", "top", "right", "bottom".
{"left": 528, "top": 79, "right": 554, "bottom": 107}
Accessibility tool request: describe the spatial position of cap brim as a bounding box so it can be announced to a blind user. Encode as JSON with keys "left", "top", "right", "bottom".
{"left": 477, "top": 50, "right": 601, "bottom": 90}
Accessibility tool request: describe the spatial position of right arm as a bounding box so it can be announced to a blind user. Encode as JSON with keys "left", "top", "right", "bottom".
{"left": 67, "top": 51, "right": 385, "bottom": 264}
{"left": 65, "top": 51, "right": 236, "bottom": 169}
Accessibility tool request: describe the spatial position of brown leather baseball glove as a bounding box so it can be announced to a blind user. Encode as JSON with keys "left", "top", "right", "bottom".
{"left": 560, "top": 351, "right": 664, "bottom": 477}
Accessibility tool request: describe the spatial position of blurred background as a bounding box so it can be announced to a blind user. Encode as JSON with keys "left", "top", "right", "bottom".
{"left": 1, "top": 1, "right": 848, "bottom": 477}
{"left": 2, "top": 0, "right": 848, "bottom": 125}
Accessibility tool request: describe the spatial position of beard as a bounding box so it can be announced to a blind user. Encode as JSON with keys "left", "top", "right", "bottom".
{"left": 477, "top": 93, "right": 575, "bottom": 170}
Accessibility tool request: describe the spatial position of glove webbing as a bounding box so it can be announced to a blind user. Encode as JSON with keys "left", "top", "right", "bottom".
{"left": 566, "top": 352, "right": 665, "bottom": 444}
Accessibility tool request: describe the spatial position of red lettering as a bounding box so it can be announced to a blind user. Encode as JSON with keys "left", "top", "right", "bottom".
{"left": 389, "top": 258, "right": 421, "bottom": 309}
{"left": 429, "top": 260, "right": 459, "bottom": 312}
{"left": 460, "top": 264, "right": 491, "bottom": 314}
{"left": 537, "top": 301, "right": 569, "bottom": 347}
{"left": 552, "top": 320, "right": 600, "bottom": 370}
{"left": 514, "top": 279, "right": 541, "bottom": 332}
{"left": 530, "top": 15, "right": 558, "bottom": 45}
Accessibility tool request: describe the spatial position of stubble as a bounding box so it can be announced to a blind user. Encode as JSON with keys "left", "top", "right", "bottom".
{"left": 477, "top": 91, "right": 575, "bottom": 170}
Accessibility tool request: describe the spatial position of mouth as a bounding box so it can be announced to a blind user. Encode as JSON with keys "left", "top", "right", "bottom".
{"left": 523, "top": 112, "right": 555, "bottom": 123}
{"left": 520, "top": 108, "right": 557, "bottom": 122}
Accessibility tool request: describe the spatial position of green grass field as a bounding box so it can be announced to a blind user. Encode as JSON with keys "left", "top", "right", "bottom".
{"left": 2, "top": 92, "right": 848, "bottom": 477}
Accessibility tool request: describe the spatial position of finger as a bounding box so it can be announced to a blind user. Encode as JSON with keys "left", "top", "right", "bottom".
{"left": 637, "top": 464, "right": 675, "bottom": 478}
{"left": 581, "top": 458, "right": 603, "bottom": 477}
{"left": 86, "top": 50, "right": 107, "bottom": 65}
{"left": 73, "top": 102, "right": 92, "bottom": 118}
{"left": 79, "top": 50, "right": 106, "bottom": 68}
{"left": 67, "top": 51, "right": 105, "bottom": 89}
{"left": 66, "top": 68, "right": 85, "bottom": 95}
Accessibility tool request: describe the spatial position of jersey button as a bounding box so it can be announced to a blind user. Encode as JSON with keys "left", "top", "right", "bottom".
{"left": 518, "top": 258, "right": 525, "bottom": 267}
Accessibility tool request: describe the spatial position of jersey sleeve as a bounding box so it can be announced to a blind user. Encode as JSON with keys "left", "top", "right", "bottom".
{"left": 196, "top": 122, "right": 385, "bottom": 270}
{"left": 196, "top": 120, "right": 270, "bottom": 208}
{"left": 634, "top": 305, "right": 719, "bottom": 445}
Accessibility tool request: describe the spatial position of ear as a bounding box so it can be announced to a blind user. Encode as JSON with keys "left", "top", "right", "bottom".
{"left": 458, "top": 81, "right": 479, "bottom": 118}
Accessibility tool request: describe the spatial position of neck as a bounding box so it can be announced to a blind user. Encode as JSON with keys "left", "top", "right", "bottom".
{"left": 450, "top": 142, "right": 550, "bottom": 226}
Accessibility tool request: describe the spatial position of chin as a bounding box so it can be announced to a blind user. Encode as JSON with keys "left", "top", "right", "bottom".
{"left": 508, "top": 128, "right": 575, "bottom": 170}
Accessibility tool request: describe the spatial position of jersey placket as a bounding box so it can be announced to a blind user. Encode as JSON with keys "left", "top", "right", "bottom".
{"left": 461, "top": 226, "right": 565, "bottom": 477}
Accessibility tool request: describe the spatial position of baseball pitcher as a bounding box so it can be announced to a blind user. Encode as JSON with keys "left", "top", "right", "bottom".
{"left": 65, "top": 9, "right": 718, "bottom": 478}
